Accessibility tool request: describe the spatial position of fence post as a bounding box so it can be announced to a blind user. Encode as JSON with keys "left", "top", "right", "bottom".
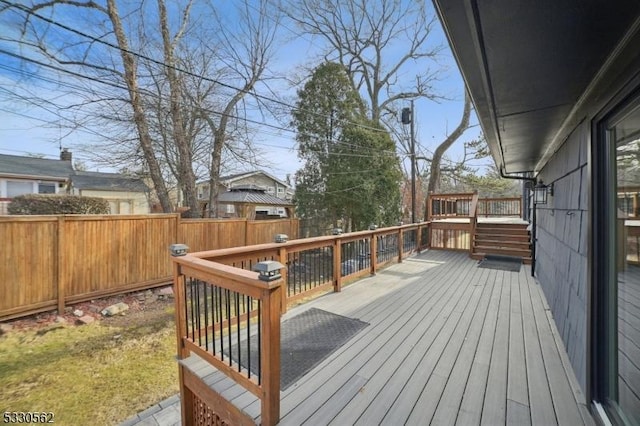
{"left": 56, "top": 216, "right": 66, "bottom": 314}
{"left": 261, "top": 283, "right": 282, "bottom": 426}
{"left": 244, "top": 219, "right": 250, "bottom": 246}
{"left": 175, "top": 213, "right": 181, "bottom": 244}
{"left": 398, "top": 227, "right": 404, "bottom": 263}
{"left": 333, "top": 237, "right": 342, "bottom": 292}
{"left": 370, "top": 232, "right": 377, "bottom": 275}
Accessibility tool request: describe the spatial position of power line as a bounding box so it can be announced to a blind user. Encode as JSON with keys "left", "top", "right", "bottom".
{"left": 1, "top": 0, "right": 388, "bottom": 136}
{"left": 0, "top": 49, "right": 400, "bottom": 159}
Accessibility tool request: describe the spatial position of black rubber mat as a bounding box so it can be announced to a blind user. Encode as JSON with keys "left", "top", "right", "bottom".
{"left": 477, "top": 254, "right": 522, "bottom": 272}
{"left": 228, "top": 307, "right": 368, "bottom": 390}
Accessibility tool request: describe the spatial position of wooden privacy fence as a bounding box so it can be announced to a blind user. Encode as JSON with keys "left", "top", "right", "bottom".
{"left": 171, "top": 222, "right": 429, "bottom": 425}
{"left": 0, "top": 214, "right": 298, "bottom": 321}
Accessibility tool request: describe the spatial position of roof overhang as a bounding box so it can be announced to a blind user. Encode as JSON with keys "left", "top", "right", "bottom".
{"left": 0, "top": 173, "right": 69, "bottom": 181}
{"left": 433, "top": 0, "right": 640, "bottom": 174}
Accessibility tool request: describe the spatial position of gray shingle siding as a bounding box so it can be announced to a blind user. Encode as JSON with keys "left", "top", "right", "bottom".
{"left": 536, "top": 122, "right": 589, "bottom": 391}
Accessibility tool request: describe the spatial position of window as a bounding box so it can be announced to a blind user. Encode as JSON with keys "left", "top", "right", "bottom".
{"left": 107, "top": 199, "right": 133, "bottom": 214}
{"left": 38, "top": 183, "right": 56, "bottom": 194}
{"left": 267, "top": 187, "right": 275, "bottom": 194}
{"left": 593, "top": 94, "right": 640, "bottom": 425}
{"left": 7, "top": 181, "right": 33, "bottom": 198}
{"left": 277, "top": 187, "right": 284, "bottom": 194}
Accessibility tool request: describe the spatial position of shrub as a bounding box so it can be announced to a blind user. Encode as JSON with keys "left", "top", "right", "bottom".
{"left": 8, "top": 194, "right": 110, "bottom": 215}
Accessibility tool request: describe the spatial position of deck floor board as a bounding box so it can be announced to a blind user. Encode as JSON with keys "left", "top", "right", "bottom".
{"left": 181, "top": 250, "right": 594, "bottom": 426}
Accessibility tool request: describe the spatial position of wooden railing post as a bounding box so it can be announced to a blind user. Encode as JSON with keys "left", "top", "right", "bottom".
{"left": 370, "top": 232, "right": 378, "bottom": 275}
{"left": 171, "top": 252, "right": 190, "bottom": 426}
{"left": 333, "top": 237, "right": 342, "bottom": 292}
{"left": 261, "top": 282, "right": 282, "bottom": 426}
{"left": 416, "top": 224, "right": 422, "bottom": 253}
{"left": 469, "top": 192, "right": 479, "bottom": 258}
{"left": 398, "top": 227, "right": 404, "bottom": 263}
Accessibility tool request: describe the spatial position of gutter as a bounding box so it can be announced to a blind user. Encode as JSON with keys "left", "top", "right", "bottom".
{"left": 0, "top": 173, "right": 69, "bottom": 181}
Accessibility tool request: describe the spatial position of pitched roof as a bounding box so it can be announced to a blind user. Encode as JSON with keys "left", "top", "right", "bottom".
{"left": 0, "top": 153, "right": 74, "bottom": 180}
{"left": 219, "top": 170, "right": 290, "bottom": 188}
{"left": 71, "top": 171, "right": 149, "bottom": 192}
{"left": 218, "top": 186, "right": 293, "bottom": 206}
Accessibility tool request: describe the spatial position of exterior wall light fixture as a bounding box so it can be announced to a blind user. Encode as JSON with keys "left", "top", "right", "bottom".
{"left": 533, "top": 181, "right": 554, "bottom": 205}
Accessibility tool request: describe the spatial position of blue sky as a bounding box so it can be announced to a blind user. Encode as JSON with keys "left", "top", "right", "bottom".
{"left": 0, "top": 1, "right": 482, "bottom": 181}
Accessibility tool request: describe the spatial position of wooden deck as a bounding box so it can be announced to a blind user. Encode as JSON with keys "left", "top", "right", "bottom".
{"left": 183, "top": 250, "right": 594, "bottom": 425}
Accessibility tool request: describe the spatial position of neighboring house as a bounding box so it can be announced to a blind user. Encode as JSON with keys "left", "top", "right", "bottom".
{"left": 434, "top": 1, "right": 640, "bottom": 424}
{"left": 70, "top": 171, "right": 150, "bottom": 214}
{"left": 0, "top": 150, "right": 74, "bottom": 214}
{"left": 0, "top": 150, "right": 150, "bottom": 215}
{"left": 196, "top": 170, "right": 293, "bottom": 217}
{"left": 217, "top": 186, "right": 294, "bottom": 220}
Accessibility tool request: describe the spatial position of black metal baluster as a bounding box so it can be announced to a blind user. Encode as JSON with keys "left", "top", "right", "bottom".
{"left": 196, "top": 280, "right": 202, "bottom": 346}
{"left": 218, "top": 286, "right": 224, "bottom": 360}
{"left": 211, "top": 284, "right": 216, "bottom": 355}
{"left": 247, "top": 295, "right": 252, "bottom": 379}
{"left": 184, "top": 278, "right": 190, "bottom": 340}
{"left": 313, "top": 250, "right": 318, "bottom": 288}
{"left": 236, "top": 292, "right": 241, "bottom": 372}
{"left": 226, "top": 289, "right": 232, "bottom": 366}
{"left": 203, "top": 282, "right": 209, "bottom": 351}
{"left": 189, "top": 279, "right": 195, "bottom": 341}
{"left": 257, "top": 300, "right": 261, "bottom": 384}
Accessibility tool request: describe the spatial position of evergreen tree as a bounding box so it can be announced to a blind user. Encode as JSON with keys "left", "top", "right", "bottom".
{"left": 293, "top": 62, "right": 402, "bottom": 233}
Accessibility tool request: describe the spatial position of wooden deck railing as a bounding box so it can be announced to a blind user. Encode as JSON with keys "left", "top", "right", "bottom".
{"left": 171, "top": 222, "right": 429, "bottom": 425}
{"left": 173, "top": 254, "right": 282, "bottom": 425}
{"left": 476, "top": 197, "right": 522, "bottom": 217}
{"left": 426, "top": 192, "right": 475, "bottom": 220}
{"left": 427, "top": 192, "right": 522, "bottom": 221}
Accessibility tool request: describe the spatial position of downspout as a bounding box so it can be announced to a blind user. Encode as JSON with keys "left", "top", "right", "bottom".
{"left": 499, "top": 166, "right": 538, "bottom": 277}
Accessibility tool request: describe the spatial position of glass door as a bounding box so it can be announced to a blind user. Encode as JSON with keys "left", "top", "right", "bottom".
{"left": 596, "top": 96, "right": 640, "bottom": 425}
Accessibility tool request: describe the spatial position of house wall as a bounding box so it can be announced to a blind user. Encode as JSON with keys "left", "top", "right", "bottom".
{"left": 77, "top": 189, "right": 150, "bottom": 214}
{"left": 0, "top": 177, "right": 64, "bottom": 198}
{"left": 0, "top": 177, "right": 66, "bottom": 215}
{"left": 231, "top": 175, "right": 288, "bottom": 199}
{"left": 536, "top": 122, "right": 589, "bottom": 391}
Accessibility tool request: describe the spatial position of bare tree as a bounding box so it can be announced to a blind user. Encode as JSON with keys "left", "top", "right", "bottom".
{"left": 426, "top": 92, "right": 471, "bottom": 193}
{"left": 284, "top": 0, "right": 443, "bottom": 124}
{"left": 284, "top": 0, "right": 475, "bottom": 197}
{"left": 201, "top": 0, "right": 279, "bottom": 217}
{"left": 1, "top": 0, "right": 280, "bottom": 216}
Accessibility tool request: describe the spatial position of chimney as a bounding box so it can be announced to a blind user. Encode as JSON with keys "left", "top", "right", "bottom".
{"left": 60, "top": 148, "right": 72, "bottom": 162}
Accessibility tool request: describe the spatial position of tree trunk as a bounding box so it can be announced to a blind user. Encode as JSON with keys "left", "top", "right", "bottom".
{"left": 207, "top": 129, "right": 225, "bottom": 218}
{"left": 157, "top": 0, "right": 199, "bottom": 217}
{"left": 427, "top": 92, "right": 471, "bottom": 194}
{"left": 107, "top": 0, "right": 172, "bottom": 212}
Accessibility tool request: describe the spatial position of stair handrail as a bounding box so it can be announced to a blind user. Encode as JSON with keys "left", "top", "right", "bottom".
{"left": 469, "top": 191, "right": 479, "bottom": 256}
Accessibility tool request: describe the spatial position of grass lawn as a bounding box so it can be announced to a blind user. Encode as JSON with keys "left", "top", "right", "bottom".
{"left": 0, "top": 305, "right": 179, "bottom": 425}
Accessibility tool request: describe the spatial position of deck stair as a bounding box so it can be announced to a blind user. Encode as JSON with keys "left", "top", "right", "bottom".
{"left": 471, "top": 222, "right": 532, "bottom": 264}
